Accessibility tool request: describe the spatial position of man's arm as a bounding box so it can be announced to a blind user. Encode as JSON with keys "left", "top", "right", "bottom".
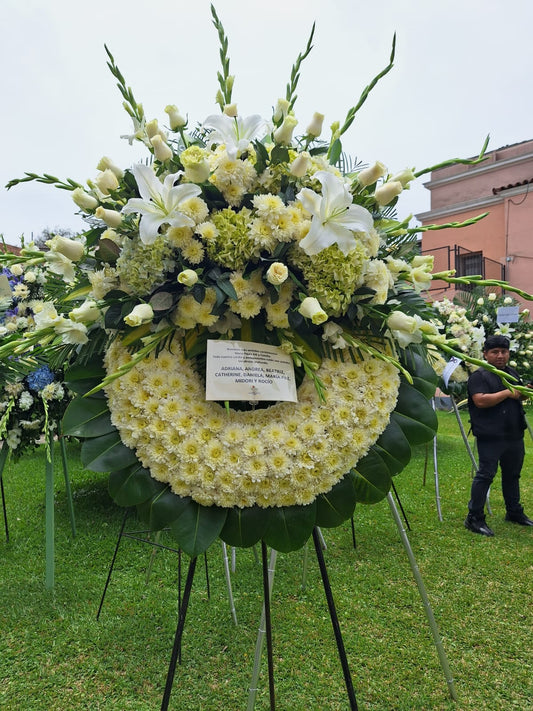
{"left": 472, "top": 389, "right": 523, "bottom": 408}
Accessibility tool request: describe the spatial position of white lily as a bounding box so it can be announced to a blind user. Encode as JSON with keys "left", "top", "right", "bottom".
{"left": 122, "top": 163, "right": 202, "bottom": 245}
{"left": 297, "top": 171, "right": 374, "bottom": 256}
{"left": 202, "top": 113, "right": 267, "bottom": 160}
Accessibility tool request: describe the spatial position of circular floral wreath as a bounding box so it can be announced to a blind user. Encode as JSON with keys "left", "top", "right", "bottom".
{"left": 104, "top": 339, "right": 400, "bottom": 509}
{"left": 3, "top": 7, "right": 525, "bottom": 554}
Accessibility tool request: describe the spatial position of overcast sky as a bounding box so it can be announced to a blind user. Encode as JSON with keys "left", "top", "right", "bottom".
{"left": 1, "top": 0, "right": 532, "bottom": 247}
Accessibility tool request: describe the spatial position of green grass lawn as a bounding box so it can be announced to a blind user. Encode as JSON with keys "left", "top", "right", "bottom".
{"left": 1, "top": 409, "right": 532, "bottom": 710}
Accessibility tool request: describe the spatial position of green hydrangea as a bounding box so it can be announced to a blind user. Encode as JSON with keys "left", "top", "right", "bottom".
{"left": 206, "top": 208, "right": 258, "bottom": 270}
{"left": 289, "top": 242, "right": 367, "bottom": 316}
{"left": 116, "top": 234, "right": 175, "bottom": 296}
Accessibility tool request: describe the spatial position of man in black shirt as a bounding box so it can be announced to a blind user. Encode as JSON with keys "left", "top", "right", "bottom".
{"left": 464, "top": 335, "right": 533, "bottom": 536}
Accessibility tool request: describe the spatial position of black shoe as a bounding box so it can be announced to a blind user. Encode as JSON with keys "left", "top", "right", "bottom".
{"left": 505, "top": 513, "right": 533, "bottom": 526}
{"left": 464, "top": 515, "right": 494, "bottom": 537}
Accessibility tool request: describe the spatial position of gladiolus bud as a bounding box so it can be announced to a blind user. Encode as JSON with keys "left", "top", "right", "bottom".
{"left": 151, "top": 135, "right": 173, "bottom": 162}
{"left": 95, "top": 206, "right": 123, "bottom": 228}
{"left": 374, "top": 180, "right": 403, "bottom": 206}
{"left": 165, "top": 105, "right": 186, "bottom": 130}
{"left": 72, "top": 187, "right": 98, "bottom": 211}
{"left": 306, "top": 112, "right": 325, "bottom": 138}
{"left": 356, "top": 161, "right": 387, "bottom": 187}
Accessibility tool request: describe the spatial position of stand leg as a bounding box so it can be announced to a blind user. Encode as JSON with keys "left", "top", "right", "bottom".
{"left": 247, "top": 548, "right": 277, "bottom": 711}
{"left": 97, "top": 508, "right": 130, "bottom": 620}
{"left": 204, "top": 551, "right": 210, "bottom": 599}
{"left": 312, "top": 527, "right": 358, "bottom": 711}
{"left": 0, "top": 445, "right": 9, "bottom": 542}
{"left": 222, "top": 542, "right": 238, "bottom": 625}
{"left": 350, "top": 515, "right": 357, "bottom": 550}
{"left": 386, "top": 493, "right": 457, "bottom": 701}
{"left": 391, "top": 480, "right": 410, "bottom": 531}
{"left": 431, "top": 399, "right": 443, "bottom": 522}
{"left": 161, "top": 555, "right": 197, "bottom": 711}
{"left": 261, "top": 540, "right": 276, "bottom": 710}
{"left": 58, "top": 430, "right": 76, "bottom": 537}
{"left": 45, "top": 429, "right": 55, "bottom": 590}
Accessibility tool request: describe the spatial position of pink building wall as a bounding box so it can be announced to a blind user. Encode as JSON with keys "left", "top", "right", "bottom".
{"left": 417, "top": 140, "right": 533, "bottom": 306}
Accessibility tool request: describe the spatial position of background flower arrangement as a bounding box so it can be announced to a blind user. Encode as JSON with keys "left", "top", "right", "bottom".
{"left": 0, "top": 262, "right": 70, "bottom": 459}
{"left": 430, "top": 296, "right": 486, "bottom": 398}
{"left": 1, "top": 5, "right": 530, "bottom": 554}
{"left": 456, "top": 289, "right": 533, "bottom": 384}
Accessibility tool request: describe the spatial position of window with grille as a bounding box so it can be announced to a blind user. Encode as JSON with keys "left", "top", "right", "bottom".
{"left": 456, "top": 251, "right": 483, "bottom": 290}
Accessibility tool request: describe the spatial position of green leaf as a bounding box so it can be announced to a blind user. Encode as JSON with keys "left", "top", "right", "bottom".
{"left": 62, "top": 396, "right": 115, "bottom": 437}
{"left": 220, "top": 506, "right": 270, "bottom": 548}
{"left": 328, "top": 138, "right": 342, "bottom": 165}
{"left": 270, "top": 145, "right": 290, "bottom": 165}
{"left": 137, "top": 486, "right": 191, "bottom": 531}
{"left": 81, "top": 431, "right": 138, "bottom": 472}
{"left": 373, "top": 419, "right": 412, "bottom": 476}
{"left": 170, "top": 502, "right": 228, "bottom": 557}
{"left": 392, "top": 381, "right": 438, "bottom": 445}
{"left": 64, "top": 362, "right": 106, "bottom": 395}
{"left": 351, "top": 450, "right": 392, "bottom": 504}
{"left": 402, "top": 351, "right": 438, "bottom": 398}
{"left": 95, "top": 238, "right": 120, "bottom": 263}
{"left": 315, "top": 474, "right": 356, "bottom": 528}
{"left": 263, "top": 502, "right": 316, "bottom": 552}
{"left": 109, "top": 464, "right": 162, "bottom": 506}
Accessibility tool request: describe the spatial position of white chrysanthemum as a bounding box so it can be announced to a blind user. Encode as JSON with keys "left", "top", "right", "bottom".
{"left": 104, "top": 339, "right": 400, "bottom": 508}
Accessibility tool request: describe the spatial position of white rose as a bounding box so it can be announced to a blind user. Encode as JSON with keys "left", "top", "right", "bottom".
{"left": 95, "top": 206, "right": 123, "bottom": 228}
{"left": 306, "top": 112, "right": 325, "bottom": 138}
{"left": 223, "top": 103, "right": 238, "bottom": 117}
{"left": 151, "top": 134, "right": 173, "bottom": 162}
{"left": 177, "top": 269, "right": 199, "bottom": 287}
{"left": 356, "top": 161, "right": 387, "bottom": 188}
{"left": 272, "top": 98, "right": 290, "bottom": 123}
{"left": 10, "top": 264, "right": 23, "bottom": 276}
{"left": 23, "top": 270, "right": 37, "bottom": 283}
{"left": 273, "top": 115, "right": 298, "bottom": 145}
{"left": 165, "top": 105, "right": 186, "bottom": 130}
{"left": 96, "top": 156, "right": 123, "bottom": 179}
{"left": 477, "top": 298, "right": 484, "bottom": 306}
{"left": 95, "top": 169, "right": 119, "bottom": 195}
{"left": 72, "top": 187, "right": 98, "bottom": 211}
{"left": 69, "top": 300, "right": 100, "bottom": 324}
{"left": 124, "top": 303, "right": 154, "bottom": 327}
{"left": 298, "top": 297, "right": 328, "bottom": 325}
{"left": 266, "top": 262, "right": 289, "bottom": 286}
{"left": 374, "top": 180, "right": 403, "bottom": 206}
{"left": 504, "top": 297, "right": 513, "bottom": 305}
{"left": 488, "top": 292, "right": 497, "bottom": 301}
{"left": 390, "top": 168, "right": 416, "bottom": 188}
{"left": 290, "top": 152, "right": 311, "bottom": 178}
{"left": 46, "top": 235, "right": 85, "bottom": 262}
